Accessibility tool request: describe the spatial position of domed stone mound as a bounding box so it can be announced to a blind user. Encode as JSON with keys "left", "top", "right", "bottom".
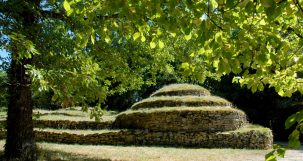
{"left": 131, "top": 96, "right": 231, "bottom": 110}
{"left": 115, "top": 83, "right": 245, "bottom": 132}
{"left": 112, "top": 83, "right": 273, "bottom": 149}
{"left": 150, "top": 84, "right": 211, "bottom": 97}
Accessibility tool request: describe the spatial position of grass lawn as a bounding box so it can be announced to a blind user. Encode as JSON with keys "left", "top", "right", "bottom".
{"left": 0, "top": 140, "right": 271, "bottom": 161}
{"left": 0, "top": 107, "right": 118, "bottom": 122}
{"left": 0, "top": 107, "right": 302, "bottom": 160}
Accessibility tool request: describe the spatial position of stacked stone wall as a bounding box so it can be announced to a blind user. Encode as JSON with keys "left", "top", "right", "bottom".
{"left": 0, "top": 128, "right": 273, "bottom": 149}
{"left": 114, "top": 108, "right": 247, "bottom": 132}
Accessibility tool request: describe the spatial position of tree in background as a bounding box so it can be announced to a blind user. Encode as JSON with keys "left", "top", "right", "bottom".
{"left": 2, "top": 0, "right": 303, "bottom": 160}
{"left": 1, "top": 0, "right": 203, "bottom": 160}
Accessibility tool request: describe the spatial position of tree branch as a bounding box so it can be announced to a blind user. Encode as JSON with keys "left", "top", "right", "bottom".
{"left": 287, "top": 27, "right": 303, "bottom": 39}
{"left": 293, "top": 0, "right": 303, "bottom": 15}
{"left": 206, "top": 0, "right": 223, "bottom": 31}
{"left": 206, "top": 13, "right": 223, "bottom": 31}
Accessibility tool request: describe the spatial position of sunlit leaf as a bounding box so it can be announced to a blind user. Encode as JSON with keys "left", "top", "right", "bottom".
{"left": 133, "top": 32, "right": 141, "bottom": 41}
{"left": 141, "top": 34, "right": 146, "bottom": 42}
{"left": 150, "top": 41, "right": 156, "bottom": 49}
{"left": 105, "top": 36, "right": 111, "bottom": 43}
{"left": 63, "top": 1, "right": 73, "bottom": 16}
{"left": 185, "top": 34, "right": 192, "bottom": 41}
{"left": 265, "top": 151, "right": 276, "bottom": 161}
{"left": 159, "top": 40, "right": 164, "bottom": 49}
{"left": 285, "top": 113, "right": 297, "bottom": 129}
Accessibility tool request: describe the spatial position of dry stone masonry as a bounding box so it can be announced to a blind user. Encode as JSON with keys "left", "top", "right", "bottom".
{"left": 113, "top": 83, "right": 273, "bottom": 149}
{"left": 0, "top": 84, "right": 273, "bottom": 149}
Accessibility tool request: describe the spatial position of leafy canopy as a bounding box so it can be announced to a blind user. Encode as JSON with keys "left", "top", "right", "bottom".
{"left": 2, "top": 0, "right": 303, "bottom": 155}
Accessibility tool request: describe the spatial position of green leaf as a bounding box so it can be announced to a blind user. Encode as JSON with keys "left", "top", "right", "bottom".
{"left": 226, "top": 0, "right": 236, "bottom": 8}
{"left": 91, "top": 35, "right": 95, "bottom": 44}
{"left": 63, "top": 1, "right": 71, "bottom": 11}
{"left": 181, "top": 62, "right": 190, "bottom": 69}
{"left": 141, "top": 34, "right": 146, "bottom": 42}
{"left": 251, "top": 84, "right": 258, "bottom": 93}
{"left": 133, "top": 32, "right": 141, "bottom": 41}
{"left": 277, "top": 89, "right": 285, "bottom": 96}
{"left": 285, "top": 113, "right": 297, "bottom": 129}
{"left": 210, "top": 0, "right": 218, "bottom": 8}
{"left": 261, "top": 0, "right": 274, "bottom": 8}
{"left": 218, "top": 59, "right": 231, "bottom": 74}
{"left": 288, "top": 129, "right": 301, "bottom": 148}
{"left": 105, "top": 36, "right": 111, "bottom": 43}
{"left": 185, "top": 34, "right": 192, "bottom": 41}
{"left": 157, "top": 29, "right": 162, "bottom": 36}
{"left": 276, "top": 148, "right": 286, "bottom": 158}
{"left": 238, "top": 0, "right": 250, "bottom": 7}
{"left": 296, "top": 110, "right": 303, "bottom": 123}
{"left": 63, "top": 1, "right": 73, "bottom": 16}
{"left": 215, "top": 32, "right": 222, "bottom": 43}
{"left": 265, "top": 151, "right": 277, "bottom": 161}
{"left": 51, "top": 93, "right": 58, "bottom": 102}
{"left": 159, "top": 40, "right": 164, "bottom": 49}
{"left": 150, "top": 41, "right": 156, "bottom": 49}
{"left": 259, "top": 19, "right": 266, "bottom": 25}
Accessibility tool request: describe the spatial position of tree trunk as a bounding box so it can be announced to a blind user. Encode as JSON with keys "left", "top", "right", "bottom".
{"left": 5, "top": 58, "right": 36, "bottom": 161}
{"left": 4, "top": 1, "right": 40, "bottom": 160}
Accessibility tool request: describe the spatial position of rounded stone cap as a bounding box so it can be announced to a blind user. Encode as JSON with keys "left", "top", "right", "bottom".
{"left": 151, "top": 84, "right": 211, "bottom": 97}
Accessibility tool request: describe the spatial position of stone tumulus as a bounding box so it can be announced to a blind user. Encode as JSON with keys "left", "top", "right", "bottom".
{"left": 113, "top": 83, "right": 273, "bottom": 149}
{"left": 0, "top": 84, "right": 273, "bottom": 149}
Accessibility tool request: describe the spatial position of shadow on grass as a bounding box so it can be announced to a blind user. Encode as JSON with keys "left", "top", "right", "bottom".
{"left": 0, "top": 149, "right": 112, "bottom": 161}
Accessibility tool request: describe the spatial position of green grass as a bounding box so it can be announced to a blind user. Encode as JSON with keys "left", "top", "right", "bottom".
{"left": 131, "top": 96, "right": 232, "bottom": 109}
{"left": 151, "top": 83, "right": 211, "bottom": 97}
{"left": 34, "top": 124, "right": 270, "bottom": 135}
{"left": 0, "top": 140, "right": 270, "bottom": 161}
{"left": 0, "top": 107, "right": 118, "bottom": 122}
{"left": 125, "top": 106, "right": 244, "bottom": 115}
{"left": 34, "top": 128, "right": 123, "bottom": 135}
{"left": 223, "top": 124, "right": 272, "bottom": 134}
